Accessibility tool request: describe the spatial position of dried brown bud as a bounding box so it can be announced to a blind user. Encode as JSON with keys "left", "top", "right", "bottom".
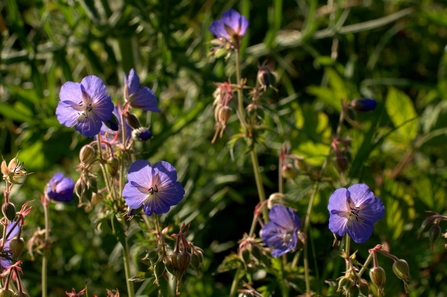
{"left": 79, "top": 145, "right": 96, "bottom": 164}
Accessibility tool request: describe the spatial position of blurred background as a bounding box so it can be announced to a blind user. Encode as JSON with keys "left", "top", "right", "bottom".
{"left": 1, "top": 0, "right": 447, "bottom": 296}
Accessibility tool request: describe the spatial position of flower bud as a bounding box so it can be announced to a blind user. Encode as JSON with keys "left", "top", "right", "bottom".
{"left": 9, "top": 237, "right": 24, "bottom": 259}
{"left": 350, "top": 98, "right": 377, "bottom": 112}
{"left": 75, "top": 179, "right": 86, "bottom": 198}
{"left": 347, "top": 285, "right": 359, "bottom": 297}
{"left": 250, "top": 243, "right": 264, "bottom": 261}
{"left": 429, "top": 223, "right": 442, "bottom": 243}
{"left": 293, "top": 157, "right": 308, "bottom": 172}
{"left": 2, "top": 202, "right": 16, "bottom": 221}
{"left": 239, "top": 246, "right": 251, "bottom": 266}
{"left": 190, "top": 245, "right": 204, "bottom": 272}
{"left": 106, "top": 157, "right": 119, "bottom": 177}
{"left": 176, "top": 250, "right": 191, "bottom": 271}
{"left": 392, "top": 259, "right": 410, "bottom": 282}
{"left": 132, "top": 127, "right": 152, "bottom": 142}
{"left": 125, "top": 112, "right": 141, "bottom": 129}
{"left": 79, "top": 145, "right": 96, "bottom": 164}
{"left": 14, "top": 292, "right": 30, "bottom": 297}
{"left": 335, "top": 154, "right": 349, "bottom": 172}
{"left": 281, "top": 164, "right": 298, "bottom": 179}
{"left": 337, "top": 276, "right": 353, "bottom": 292}
{"left": 369, "top": 266, "right": 386, "bottom": 288}
{"left": 0, "top": 289, "right": 14, "bottom": 297}
{"left": 267, "top": 193, "right": 284, "bottom": 209}
{"left": 218, "top": 106, "right": 232, "bottom": 123}
{"left": 357, "top": 278, "right": 369, "bottom": 296}
{"left": 91, "top": 192, "right": 103, "bottom": 206}
{"left": 257, "top": 66, "right": 274, "bottom": 89}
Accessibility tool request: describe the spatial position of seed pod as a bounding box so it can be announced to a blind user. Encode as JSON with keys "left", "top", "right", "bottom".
{"left": 125, "top": 112, "right": 141, "bottom": 129}
{"left": 369, "top": 266, "right": 386, "bottom": 288}
{"left": 0, "top": 289, "right": 14, "bottom": 297}
{"left": 392, "top": 259, "right": 410, "bottom": 282}
{"left": 357, "top": 278, "right": 369, "bottom": 296}
{"left": 2, "top": 202, "right": 16, "bottom": 221}
{"left": 79, "top": 145, "right": 96, "bottom": 164}
{"left": 429, "top": 224, "right": 442, "bottom": 243}
{"left": 9, "top": 237, "right": 24, "bottom": 259}
{"left": 281, "top": 164, "right": 298, "bottom": 179}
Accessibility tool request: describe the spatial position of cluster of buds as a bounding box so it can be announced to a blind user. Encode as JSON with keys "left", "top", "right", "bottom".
{"left": 417, "top": 211, "right": 447, "bottom": 249}
{"left": 336, "top": 268, "right": 369, "bottom": 297}
{"left": 75, "top": 145, "right": 99, "bottom": 203}
{"left": 212, "top": 82, "right": 234, "bottom": 143}
{"left": 144, "top": 224, "right": 204, "bottom": 295}
{"left": 238, "top": 234, "right": 268, "bottom": 268}
{"left": 368, "top": 244, "right": 411, "bottom": 294}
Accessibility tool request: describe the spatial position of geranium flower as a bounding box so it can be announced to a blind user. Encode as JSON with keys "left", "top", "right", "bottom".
{"left": 0, "top": 222, "right": 20, "bottom": 269}
{"left": 209, "top": 9, "right": 248, "bottom": 48}
{"left": 56, "top": 76, "right": 114, "bottom": 137}
{"left": 45, "top": 173, "right": 75, "bottom": 202}
{"left": 261, "top": 205, "right": 301, "bottom": 257}
{"left": 328, "top": 183, "right": 385, "bottom": 244}
{"left": 123, "top": 160, "right": 185, "bottom": 216}
{"left": 124, "top": 69, "right": 160, "bottom": 112}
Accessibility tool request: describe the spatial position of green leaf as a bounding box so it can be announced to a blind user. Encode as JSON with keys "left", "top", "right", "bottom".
{"left": 385, "top": 87, "right": 418, "bottom": 142}
{"left": 0, "top": 102, "right": 35, "bottom": 123}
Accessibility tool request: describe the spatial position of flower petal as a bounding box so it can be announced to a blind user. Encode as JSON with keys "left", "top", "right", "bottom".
{"left": 328, "top": 188, "right": 349, "bottom": 212}
{"left": 131, "top": 87, "right": 160, "bottom": 112}
{"left": 347, "top": 219, "right": 374, "bottom": 243}
{"left": 209, "top": 20, "right": 230, "bottom": 39}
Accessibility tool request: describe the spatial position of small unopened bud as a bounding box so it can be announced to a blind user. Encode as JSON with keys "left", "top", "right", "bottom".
{"left": 347, "top": 285, "right": 359, "bottom": 297}
{"left": 335, "top": 154, "right": 349, "bottom": 172}
{"left": 125, "top": 112, "right": 141, "bottom": 129}
{"left": 2, "top": 202, "right": 16, "bottom": 221}
{"left": 9, "top": 237, "right": 24, "bottom": 259}
{"left": 176, "top": 250, "right": 191, "bottom": 271}
{"left": 294, "top": 157, "right": 308, "bottom": 172}
{"left": 132, "top": 127, "right": 152, "bottom": 142}
{"left": 190, "top": 245, "right": 204, "bottom": 272}
{"left": 0, "top": 289, "right": 14, "bottom": 297}
{"left": 257, "top": 66, "right": 274, "bottom": 89}
{"left": 392, "top": 259, "right": 410, "bottom": 282}
{"left": 357, "top": 278, "right": 369, "bottom": 296}
{"left": 429, "top": 224, "right": 442, "bottom": 243}
{"left": 250, "top": 243, "right": 263, "bottom": 261}
{"left": 369, "top": 266, "right": 386, "bottom": 289}
{"left": 79, "top": 145, "right": 96, "bottom": 164}
{"left": 239, "top": 246, "right": 251, "bottom": 266}
{"left": 337, "top": 276, "right": 353, "bottom": 292}
{"left": 75, "top": 179, "right": 86, "bottom": 198}
{"left": 106, "top": 157, "right": 119, "bottom": 177}
{"left": 350, "top": 98, "right": 377, "bottom": 112}
{"left": 267, "top": 193, "right": 284, "bottom": 209}
{"left": 91, "top": 192, "right": 103, "bottom": 206}
{"left": 219, "top": 106, "right": 232, "bottom": 123}
{"left": 281, "top": 164, "right": 298, "bottom": 179}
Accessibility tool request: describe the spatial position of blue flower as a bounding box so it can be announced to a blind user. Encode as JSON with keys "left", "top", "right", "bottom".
{"left": 46, "top": 173, "right": 75, "bottom": 202}
{"left": 261, "top": 205, "right": 301, "bottom": 257}
{"left": 1, "top": 222, "right": 20, "bottom": 269}
{"left": 209, "top": 9, "right": 248, "bottom": 47}
{"left": 132, "top": 127, "right": 152, "bottom": 142}
{"left": 56, "top": 76, "right": 114, "bottom": 137}
{"left": 124, "top": 69, "right": 160, "bottom": 112}
{"left": 123, "top": 160, "right": 185, "bottom": 216}
{"left": 350, "top": 98, "right": 377, "bottom": 112}
{"left": 328, "top": 183, "right": 385, "bottom": 244}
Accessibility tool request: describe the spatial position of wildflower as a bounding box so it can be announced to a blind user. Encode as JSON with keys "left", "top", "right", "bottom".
{"left": 328, "top": 183, "right": 384, "bottom": 244}
{"left": 0, "top": 222, "right": 20, "bottom": 269}
{"left": 350, "top": 98, "right": 377, "bottom": 112}
{"left": 209, "top": 9, "right": 248, "bottom": 49}
{"left": 122, "top": 160, "right": 185, "bottom": 216}
{"left": 260, "top": 205, "right": 301, "bottom": 257}
{"left": 124, "top": 69, "right": 160, "bottom": 112}
{"left": 1, "top": 153, "right": 31, "bottom": 184}
{"left": 99, "top": 106, "right": 132, "bottom": 146}
{"left": 45, "top": 173, "right": 75, "bottom": 202}
{"left": 65, "top": 288, "right": 86, "bottom": 297}
{"left": 56, "top": 76, "right": 114, "bottom": 137}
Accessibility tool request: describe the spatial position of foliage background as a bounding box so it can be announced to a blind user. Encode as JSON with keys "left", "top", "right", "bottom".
{"left": 1, "top": 0, "right": 447, "bottom": 296}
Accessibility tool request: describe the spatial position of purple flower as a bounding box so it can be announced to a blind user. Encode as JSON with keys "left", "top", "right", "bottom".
{"left": 99, "top": 106, "right": 132, "bottom": 145}
{"left": 328, "top": 183, "right": 385, "bottom": 244}
{"left": 209, "top": 9, "right": 248, "bottom": 47}
{"left": 124, "top": 69, "right": 160, "bottom": 112}
{"left": 1, "top": 222, "right": 20, "bottom": 269}
{"left": 56, "top": 76, "right": 114, "bottom": 137}
{"left": 45, "top": 173, "right": 75, "bottom": 202}
{"left": 132, "top": 127, "right": 152, "bottom": 142}
{"left": 350, "top": 98, "right": 377, "bottom": 112}
{"left": 123, "top": 160, "right": 185, "bottom": 216}
{"left": 261, "top": 205, "right": 301, "bottom": 257}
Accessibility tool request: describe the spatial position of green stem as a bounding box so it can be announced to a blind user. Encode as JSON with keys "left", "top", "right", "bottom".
{"left": 121, "top": 219, "right": 135, "bottom": 297}
{"left": 229, "top": 267, "right": 241, "bottom": 297}
{"left": 42, "top": 201, "right": 50, "bottom": 297}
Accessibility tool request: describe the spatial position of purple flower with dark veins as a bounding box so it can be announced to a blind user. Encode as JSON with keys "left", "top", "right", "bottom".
{"left": 124, "top": 69, "right": 160, "bottom": 112}
{"left": 56, "top": 76, "right": 114, "bottom": 137}
{"left": 209, "top": 9, "right": 248, "bottom": 48}
{"left": 45, "top": 173, "right": 75, "bottom": 202}
{"left": 123, "top": 160, "right": 185, "bottom": 216}
{"left": 261, "top": 205, "right": 301, "bottom": 257}
{"left": 328, "top": 183, "right": 385, "bottom": 244}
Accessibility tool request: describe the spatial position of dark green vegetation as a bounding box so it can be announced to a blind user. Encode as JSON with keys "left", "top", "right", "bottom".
{"left": 1, "top": 0, "right": 447, "bottom": 296}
